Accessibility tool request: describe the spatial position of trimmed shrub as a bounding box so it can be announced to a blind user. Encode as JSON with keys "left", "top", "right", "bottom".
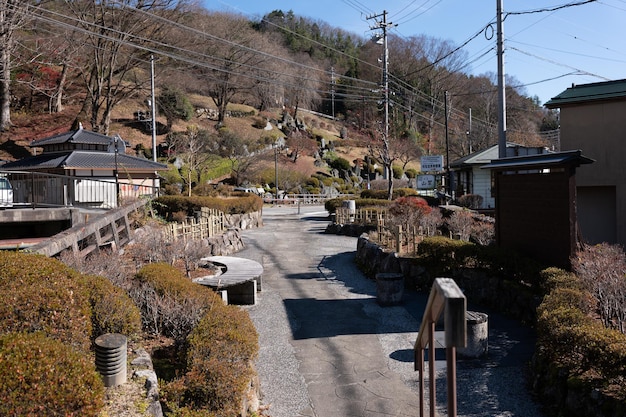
{"left": 457, "top": 194, "right": 484, "bottom": 209}
{"left": 161, "top": 304, "right": 259, "bottom": 417}
{"left": 392, "top": 165, "right": 403, "bottom": 179}
{"left": 0, "top": 332, "right": 105, "bottom": 417}
{"left": 360, "top": 187, "right": 417, "bottom": 200}
{"left": 0, "top": 252, "right": 92, "bottom": 353}
{"left": 80, "top": 274, "right": 142, "bottom": 339}
{"left": 533, "top": 267, "right": 626, "bottom": 414}
{"left": 328, "top": 156, "right": 351, "bottom": 171}
{"left": 324, "top": 197, "right": 391, "bottom": 214}
{"left": 405, "top": 168, "right": 418, "bottom": 179}
{"left": 154, "top": 194, "right": 263, "bottom": 219}
{"left": 131, "top": 263, "right": 221, "bottom": 346}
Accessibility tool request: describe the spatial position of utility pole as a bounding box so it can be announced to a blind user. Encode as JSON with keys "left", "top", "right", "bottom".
{"left": 497, "top": 0, "right": 507, "bottom": 158}
{"left": 367, "top": 10, "right": 395, "bottom": 199}
{"left": 468, "top": 107, "right": 473, "bottom": 154}
{"left": 150, "top": 55, "right": 157, "bottom": 162}
{"left": 444, "top": 91, "right": 452, "bottom": 198}
{"left": 331, "top": 66, "right": 335, "bottom": 120}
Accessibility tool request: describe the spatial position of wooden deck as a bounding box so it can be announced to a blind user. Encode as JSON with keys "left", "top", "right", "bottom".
{"left": 194, "top": 256, "right": 263, "bottom": 305}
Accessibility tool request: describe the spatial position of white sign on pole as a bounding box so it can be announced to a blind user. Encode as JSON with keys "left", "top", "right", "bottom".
{"left": 416, "top": 174, "right": 436, "bottom": 190}
{"left": 420, "top": 155, "right": 444, "bottom": 172}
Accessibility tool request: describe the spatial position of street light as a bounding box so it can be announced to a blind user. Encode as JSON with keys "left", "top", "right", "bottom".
{"left": 114, "top": 135, "right": 120, "bottom": 207}
{"left": 274, "top": 144, "right": 278, "bottom": 203}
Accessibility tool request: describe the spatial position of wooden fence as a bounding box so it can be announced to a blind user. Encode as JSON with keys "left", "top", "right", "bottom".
{"left": 165, "top": 207, "right": 225, "bottom": 241}
{"left": 335, "top": 207, "right": 425, "bottom": 255}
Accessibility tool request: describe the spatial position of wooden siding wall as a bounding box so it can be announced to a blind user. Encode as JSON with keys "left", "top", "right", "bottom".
{"left": 495, "top": 169, "right": 576, "bottom": 269}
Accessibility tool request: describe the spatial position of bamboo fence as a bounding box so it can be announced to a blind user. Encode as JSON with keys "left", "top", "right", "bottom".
{"left": 165, "top": 207, "right": 225, "bottom": 241}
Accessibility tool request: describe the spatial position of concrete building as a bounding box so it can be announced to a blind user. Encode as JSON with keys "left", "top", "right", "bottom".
{"left": 545, "top": 79, "right": 626, "bottom": 246}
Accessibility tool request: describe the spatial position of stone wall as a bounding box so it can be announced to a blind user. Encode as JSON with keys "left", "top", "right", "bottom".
{"left": 225, "top": 211, "right": 263, "bottom": 230}
{"left": 355, "top": 233, "right": 540, "bottom": 325}
{"left": 203, "top": 210, "right": 262, "bottom": 256}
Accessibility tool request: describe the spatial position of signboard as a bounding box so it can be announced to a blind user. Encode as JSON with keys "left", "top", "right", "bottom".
{"left": 416, "top": 174, "right": 436, "bottom": 190}
{"left": 420, "top": 155, "right": 444, "bottom": 172}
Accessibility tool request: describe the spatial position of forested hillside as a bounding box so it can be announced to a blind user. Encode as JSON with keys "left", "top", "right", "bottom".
{"left": 0, "top": 1, "right": 559, "bottom": 171}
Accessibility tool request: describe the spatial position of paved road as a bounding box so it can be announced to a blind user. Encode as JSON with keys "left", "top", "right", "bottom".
{"left": 237, "top": 205, "right": 545, "bottom": 417}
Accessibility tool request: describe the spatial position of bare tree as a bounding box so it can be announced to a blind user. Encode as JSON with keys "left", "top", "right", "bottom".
{"left": 187, "top": 12, "right": 275, "bottom": 125}
{"left": 214, "top": 129, "right": 264, "bottom": 186}
{"left": 283, "top": 53, "right": 322, "bottom": 121}
{"left": 0, "top": 0, "right": 33, "bottom": 130}
{"left": 168, "top": 125, "right": 215, "bottom": 196}
{"left": 57, "top": 0, "right": 191, "bottom": 134}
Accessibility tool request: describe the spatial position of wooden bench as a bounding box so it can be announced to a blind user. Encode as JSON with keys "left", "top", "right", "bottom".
{"left": 193, "top": 256, "right": 263, "bottom": 305}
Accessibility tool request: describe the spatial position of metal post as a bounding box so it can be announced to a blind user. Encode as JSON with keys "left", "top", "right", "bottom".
{"left": 447, "top": 346, "right": 458, "bottom": 417}
{"left": 114, "top": 135, "right": 119, "bottom": 207}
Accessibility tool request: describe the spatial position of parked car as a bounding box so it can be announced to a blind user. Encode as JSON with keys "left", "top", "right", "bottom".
{"left": 0, "top": 177, "right": 13, "bottom": 208}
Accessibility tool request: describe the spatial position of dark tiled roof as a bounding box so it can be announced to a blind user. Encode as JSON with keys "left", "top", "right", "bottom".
{"left": 2, "top": 151, "right": 167, "bottom": 171}
{"left": 30, "top": 129, "right": 115, "bottom": 147}
{"left": 545, "top": 79, "right": 626, "bottom": 108}
{"left": 481, "top": 150, "right": 594, "bottom": 170}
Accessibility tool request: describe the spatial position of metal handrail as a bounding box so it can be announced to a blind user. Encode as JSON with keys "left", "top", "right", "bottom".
{"left": 414, "top": 278, "right": 467, "bottom": 417}
{"left": 1, "top": 169, "right": 159, "bottom": 209}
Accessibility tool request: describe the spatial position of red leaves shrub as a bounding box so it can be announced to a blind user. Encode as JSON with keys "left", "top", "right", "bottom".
{"left": 388, "top": 196, "right": 432, "bottom": 233}
{"left": 0, "top": 332, "right": 104, "bottom": 417}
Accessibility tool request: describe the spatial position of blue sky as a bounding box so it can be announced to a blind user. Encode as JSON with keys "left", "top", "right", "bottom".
{"left": 202, "top": 0, "right": 625, "bottom": 105}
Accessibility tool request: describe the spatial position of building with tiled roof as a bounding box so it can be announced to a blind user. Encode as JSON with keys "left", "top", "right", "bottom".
{"left": 449, "top": 143, "right": 551, "bottom": 209}
{"left": 545, "top": 79, "right": 626, "bottom": 246}
{"left": 2, "top": 127, "right": 167, "bottom": 208}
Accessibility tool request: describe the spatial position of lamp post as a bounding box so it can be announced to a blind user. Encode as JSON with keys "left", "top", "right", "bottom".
{"left": 274, "top": 145, "right": 279, "bottom": 204}
{"left": 114, "top": 135, "right": 120, "bottom": 207}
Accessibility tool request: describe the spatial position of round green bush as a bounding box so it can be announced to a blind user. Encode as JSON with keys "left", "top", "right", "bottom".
{"left": 0, "top": 332, "right": 105, "bottom": 416}
{"left": 0, "top": 252, "right": 93, "bottom": 353}
{"left": 81, "top": 274, "right": 142, "bottom": 339}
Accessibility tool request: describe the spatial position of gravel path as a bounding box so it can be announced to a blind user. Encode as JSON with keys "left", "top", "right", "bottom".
{"left": 238, "top": 205, "right": 545, "bottom": 417}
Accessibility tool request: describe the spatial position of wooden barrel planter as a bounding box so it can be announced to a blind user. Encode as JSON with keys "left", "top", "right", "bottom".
{"left": 458, "top": 311, "right": 488, "bottom": 358}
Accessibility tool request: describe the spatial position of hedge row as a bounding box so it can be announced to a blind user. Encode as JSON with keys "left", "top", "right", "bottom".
{"left": 416, "top": 236, "right": 544, "bottom": 289}
{"left": 534, "top": 267, "right": 626, "bottom": 414}
{"left": 324, "top": 197, "right": 392, "bottom": 214}
{"left": 154, "top": 194, "right": 263, "bottom": 219}
{"left": 0, "top": 252, "right": 142, "bottom": 416}
{"left": 136, "top": 264, "right": 260, "bottom": 417}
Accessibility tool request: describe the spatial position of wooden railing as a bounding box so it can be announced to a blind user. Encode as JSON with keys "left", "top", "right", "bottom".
{"left": 414, "top": 278, "right": 467, "bottom": 417}
{"left": 165, "top": 207, "right": 225, "bottom": 241}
